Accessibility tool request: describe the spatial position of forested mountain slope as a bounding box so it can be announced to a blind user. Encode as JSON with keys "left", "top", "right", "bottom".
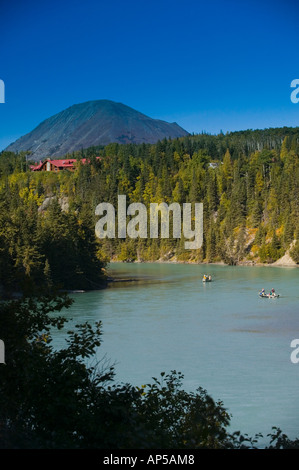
{"left": 1, "top": 127, "right": 299, "bottom": 294}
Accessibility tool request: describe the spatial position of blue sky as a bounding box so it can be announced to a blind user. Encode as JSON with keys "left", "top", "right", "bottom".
{"left": 0, "top": 0, "right": 298, "bottom": 151}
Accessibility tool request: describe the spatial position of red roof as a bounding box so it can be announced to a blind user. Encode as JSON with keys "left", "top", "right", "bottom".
{"left": 49, "top": 159, "right": 76, "bottom": 167}
{"left": 30, "top": 157, "right": 101, "bottom": 171}
{"left": 30, "top": 161, "right": 43, "bottom": 171}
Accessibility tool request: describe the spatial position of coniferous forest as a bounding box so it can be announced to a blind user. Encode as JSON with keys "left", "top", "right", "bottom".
{"left": 1, "top": 126, "right": 299, "bottom": 296}
{"left": 1, "top": 127, "right": 299, "bottom": 449}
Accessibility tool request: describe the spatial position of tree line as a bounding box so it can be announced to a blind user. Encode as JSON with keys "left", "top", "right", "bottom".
{"left": 1, "top": 126, "right": 299, "bottom": 296}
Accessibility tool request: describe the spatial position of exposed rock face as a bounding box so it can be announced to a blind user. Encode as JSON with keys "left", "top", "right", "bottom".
{"left": 272, "top": 240, "right": 297, "bottom": 266}
{"left": 5, "top": 100, "right": 189, "bottom": 161}
{"left": 38, "top": 196, "right": 69, "bottom": 213}
{"left": 272, "top": 253, "right": 297, "bottom": 266}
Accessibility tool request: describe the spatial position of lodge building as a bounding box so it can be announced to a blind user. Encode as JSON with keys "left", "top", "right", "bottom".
{"left": 30, "top": 157, "right": 100, "bottom": 172}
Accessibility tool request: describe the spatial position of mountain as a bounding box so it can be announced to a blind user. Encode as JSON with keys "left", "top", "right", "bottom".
{"left": 5, "top": 100, "right": 189, "bottom": 161}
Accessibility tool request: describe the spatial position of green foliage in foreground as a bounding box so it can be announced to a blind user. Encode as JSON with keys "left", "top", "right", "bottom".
{"left": 0, "top": 294, "right": 298, "bottom": 449}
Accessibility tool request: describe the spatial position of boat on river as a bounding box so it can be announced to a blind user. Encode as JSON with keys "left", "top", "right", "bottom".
{"left": 259, "top": 292, "right": 280, "bottom": 298}
{"left": 202, "top": 275, "right": 212, "bottom": 282}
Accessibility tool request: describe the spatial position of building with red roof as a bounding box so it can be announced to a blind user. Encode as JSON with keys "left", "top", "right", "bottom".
{"left": 30, "top": 157, "right": 100, "bottom": 172}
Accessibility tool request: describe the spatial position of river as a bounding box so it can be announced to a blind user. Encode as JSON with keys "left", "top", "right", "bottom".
{"left": 54, "top": 262, "right": 299, "bottom": 444}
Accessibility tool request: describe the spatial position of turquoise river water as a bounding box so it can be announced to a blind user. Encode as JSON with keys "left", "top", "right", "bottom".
{"left": 53, "top": 262, "right": 299, "bottom": 444}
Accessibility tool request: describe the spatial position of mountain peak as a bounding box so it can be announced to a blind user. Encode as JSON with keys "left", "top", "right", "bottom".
{"left": 5, "top": 100, "right": 189, "bottom": 160}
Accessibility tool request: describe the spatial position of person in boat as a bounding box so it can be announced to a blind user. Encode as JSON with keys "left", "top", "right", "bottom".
{"left": 270, "top": 288, "right": 276, "bottom": 296}
{"left": 203, "top": 274, "right": 207, "bottom": 280}
{"left": 208, "top": 275, "right": 212, "bottom": 281}
{"left": 259, "top": 288, "right": 265, "bottom": 296}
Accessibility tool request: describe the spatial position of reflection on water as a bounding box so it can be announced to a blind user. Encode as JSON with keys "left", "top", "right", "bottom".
{"left": 54, "top": 262, "right": 299, "bottom": 443}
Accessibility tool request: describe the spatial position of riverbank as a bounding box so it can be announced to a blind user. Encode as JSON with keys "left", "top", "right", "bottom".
{"left": 108, "top": 256, "right": 298, "bottom": 268}
{"left": 106, "top": 238, "right": 299, "bottom": 269}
